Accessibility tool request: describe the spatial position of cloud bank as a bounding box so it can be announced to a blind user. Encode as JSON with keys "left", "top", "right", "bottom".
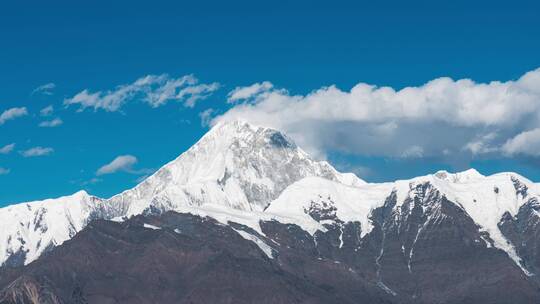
{"left": 64, "top": 74, "right": 219, "bottom": 112}
{"left": 213, "top": 68, "right": 540, "bottom": 162}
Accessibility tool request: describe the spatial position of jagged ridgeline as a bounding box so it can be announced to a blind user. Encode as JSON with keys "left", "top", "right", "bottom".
{"left": 1, "top": 120, "right": 540, "bottom": 304}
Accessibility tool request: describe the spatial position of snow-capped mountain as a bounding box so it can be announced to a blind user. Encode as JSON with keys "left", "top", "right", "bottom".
{"left": 0, "top": 191, "right": 105, "bottom": 267}
{"left": 0, "top": 120, "right": 364, "bottom": 267}
{"left": 106, "top": 120, "right": 365, "bottom": 216}
{"left": 2, "top": 120, "right": 540, "bottom": 303}
{"left": 265, "top": 169, "right": 540, "bottom": 275}
{"left": 1, "top": 120, "right": 540, "bottom": 286}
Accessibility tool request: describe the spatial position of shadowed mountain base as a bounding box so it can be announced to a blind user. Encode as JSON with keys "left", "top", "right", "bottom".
{"left": 1, "top": 207, "right": 539, "bottom": 304}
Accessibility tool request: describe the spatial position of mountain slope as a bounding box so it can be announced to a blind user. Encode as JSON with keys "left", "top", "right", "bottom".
{"left": 0, "top": 191, "right": 106, "bottom": 267}
{"left": 106, "top": 120, "right": 365, "bottom": 216}
{"left": 265, "top": 170, "right": 540, "bottom": 276}
{"left": 0, "top": 120, "right": 363, "bottom": 267}
{"left": 1, "top": 120, "right": 540, "bottom": 303}
{"left": 0, "top": 212, "right": 394, "bottom": 304}
{"left": 1, "top": 209, "right": 538, "bottom": 304}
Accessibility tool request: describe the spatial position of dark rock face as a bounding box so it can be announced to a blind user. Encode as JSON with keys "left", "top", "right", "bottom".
{"left": 1, "top": 248, "right": 27, "bottom": 269}
{"left": 362, "top": 183, "right": 539, "bottom": 304}
{"left": 499, "top": 196, "right": 540, "bottom": 279}
{"left": 0, "top": 212, "right": 391, "bottom": 304}
{"left": 1, "top": 184, "right": 540, "bottom": 304}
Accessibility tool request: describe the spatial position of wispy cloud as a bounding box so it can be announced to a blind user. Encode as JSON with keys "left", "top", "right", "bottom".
{"left": 32, "top": 83, "right": 56, "bottom": 96}
{"left": 64, "top": 74, "right": 220, "bottom": 112}
{"left": 0, "top": 107, "right": 28, "bottom": 125}
{"left": 40, "top": 105, "right": 54, "bottom": 116}
{"left": 21, "top": 146, "right": 54, "bottom": 157}
{"left": 227, "top": 81, "right": 273, "bottom": 103}
{"left": 400, "top": 146, "right": 424, "bottom": 158}
{"left": 178, "top": 82, "right": 221, "bottom": 107}
{"left": 39, "top": 118, "right": 63, "bottom": 128}
{"left": 199, "top": 108, "right": 216, "bottom": 127}
{"left": 0, "top": 168, "right": 10, "bottom": 175}
{"left": 0, "top": 143, "right": 15, "bottom": 154}
{"left": 82, "top": 177, "right": 102, "bottom": 185}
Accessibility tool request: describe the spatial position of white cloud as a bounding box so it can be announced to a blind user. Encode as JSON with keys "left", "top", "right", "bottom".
{"left": 227, "top": 81, "right": 273, "bottom": 103}
{"left": 0, "top": 107, "right": 28, "bottom": 125}
{"left": 39, "top": 118, "right": 63, "bottom": 127}
{"left": 464, "top": 132, "right": 498, "bottom": 155}
{"left": 401, "top": 146, "right": 424, "bottom": 158}
{"left": 0, "top": 168, "right": 10, "bottom": 175}
{"left": 96, "top": 155, "right": 138, "bottom": 175}
{"left": 21, "top": 146, "right": 54, "bottom": 157}
{"left": 199, "top": 108, "right": 216, "bottom": 127}
{"left": 213, "top": 68, "right": 540, "bottom": 161}
{"left": 32, "top": 83, "right": 56, "bottom": 95}
{"left": 146, "top": 78, "right": 220, "bottom": 108}
{"left": 82, "top": 177, "right": 102, "bottom": 185}
{"left": 64, "top": 74, "right": 219, "bottom": 112}
{"left": 0, "top": 143, "right": 15, "bottom": 154}
{"left": 502, "top": 128, "right": 540, "bottom": 156}
{"left": 40, "top": 105, "right": 54, "bottom": 116}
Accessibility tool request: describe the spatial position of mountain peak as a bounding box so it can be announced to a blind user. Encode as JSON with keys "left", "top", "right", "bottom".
{"left": 433, "top": 168, "right": 484, "bottom": 183}
{"left": 72, "top": 189, "right": 90, "bottom": 199}
{"left": 107, "top": 119, "right": 360, "bottom": 216}
{"left": 203, "top": 119, "right": 297, "bottom": 150}
{"left": 210, "top": 119, "right": 259, "bottom": 132}
{"left": 206, "top": 119, "right": 259, "bottom": 138}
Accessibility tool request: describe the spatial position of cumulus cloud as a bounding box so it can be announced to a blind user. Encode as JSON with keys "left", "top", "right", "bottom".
{"left": 97, "top": 155, "right": 138, "bottom": 175}
{"left": 227, "top": 81, "right": 273, "bottom": 103}
{"left": 21, "top": 146, "right": 54, "bottom": 157}
{"left": 39, "top": 118, "right": 63, "bottom": 128}
{"left": 0, "top": 168, "right": 10, "bottom": 175}
{"left": 213, "top": 68, "right": 540, "bottom": 162}
{"left": 502, "top": 128, "right": 540, "bottom": 156}
{"left": 40, "top": 105, "right": 54, "bottom": 116}
{"left": 0, "top": 107, "right": 28, "bottom": 125}
{"left": 0, "top": 143, "right": 15, "bottom": 154}
{"left": 64, "top": 74, "right": 219, "bottom": 112}
{"left": 32, "top": 83, "right": 56, "bottom": 95}
{"left": 96, "top": 154, "right": 152, "bottom": 176}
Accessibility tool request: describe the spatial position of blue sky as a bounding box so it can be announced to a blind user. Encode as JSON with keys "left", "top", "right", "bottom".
{"left": 1, "top": 0, "right": 540, "bottom": 205}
